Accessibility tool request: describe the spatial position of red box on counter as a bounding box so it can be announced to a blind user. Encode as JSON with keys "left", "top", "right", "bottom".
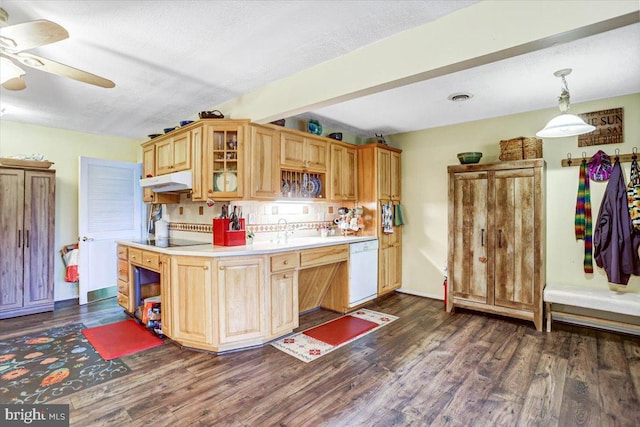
{"left": 213, "top": 218, "right": 246, "bottom": 246}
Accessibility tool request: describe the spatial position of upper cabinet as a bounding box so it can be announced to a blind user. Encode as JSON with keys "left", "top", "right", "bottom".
{"left": 248, "top": 124, "right": 280, "bottom": 200}
{"left": 156, "top": 130, "right": 192, "bottom": 175}
{"left": 330, "top": 141, "right": 357, "bottom": 201}
{"left": 140, "top": 119, "right": 361, "bottom": 204}
{"left": 376, "top": 148, "right": 401, "bottom": 201}
{"left": 202, "top": 120, "right": 249, "bottom": 200}
{"left": 280, "top": 131, "right": 328, "bottom": 172}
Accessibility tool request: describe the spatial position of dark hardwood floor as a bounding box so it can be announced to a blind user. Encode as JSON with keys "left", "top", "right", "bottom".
{"left": 1, "top": 293, "right": 639, "bottom": 427}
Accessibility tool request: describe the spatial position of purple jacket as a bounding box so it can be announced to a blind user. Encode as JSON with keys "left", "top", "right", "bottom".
{"left": 593, "top": 161, "right": 640, "bottom": 285}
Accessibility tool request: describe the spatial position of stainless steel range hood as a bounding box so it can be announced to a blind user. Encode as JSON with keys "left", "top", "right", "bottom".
{"left": 140, "top": 170, "right": 192, "bottom": 192}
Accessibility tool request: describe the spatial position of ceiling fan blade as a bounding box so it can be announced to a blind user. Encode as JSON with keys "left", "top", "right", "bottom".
{"left": 12, "top": 52, "right": 115, "bottom": 88}
{"left": 0, "top": 20, "right": 68, "bottom": 52}
{"left": 2, "top": 75, "right": 26, "bottom": 90}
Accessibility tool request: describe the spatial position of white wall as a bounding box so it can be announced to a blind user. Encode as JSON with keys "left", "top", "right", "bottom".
{"left": 0, "top": 120, "right": 140, "bottom": 301}
{"left": 393, "top": 93, "right": 640, "bottom": 299}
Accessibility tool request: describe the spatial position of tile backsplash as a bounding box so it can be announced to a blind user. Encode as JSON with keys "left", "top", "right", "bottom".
{"left": 163, "top": 194, "right": 353, "bottom": 241}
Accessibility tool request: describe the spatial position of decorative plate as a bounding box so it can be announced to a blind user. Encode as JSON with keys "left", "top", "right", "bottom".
{"left": 214, "top": 172, "right": 238, "bottom": 192}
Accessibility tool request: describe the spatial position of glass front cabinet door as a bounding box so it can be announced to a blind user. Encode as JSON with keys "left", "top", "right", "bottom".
{"left": 203, "top": 121, "right": 248, "bottom": 200}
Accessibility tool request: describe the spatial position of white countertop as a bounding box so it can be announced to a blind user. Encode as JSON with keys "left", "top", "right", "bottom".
{"left": 118, "top": 235, "right": 378, "bottom": 257}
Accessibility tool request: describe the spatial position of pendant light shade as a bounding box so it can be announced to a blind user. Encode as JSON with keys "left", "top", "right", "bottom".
{"left": 536, "top": 69, "right": 595, "bottom": 138}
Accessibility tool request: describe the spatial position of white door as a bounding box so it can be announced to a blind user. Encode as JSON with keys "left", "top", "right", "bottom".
{"left": 78, "top": 157, "right": 143, "bottom": 304}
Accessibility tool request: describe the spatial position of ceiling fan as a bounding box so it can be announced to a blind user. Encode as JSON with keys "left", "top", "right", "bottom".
{"left": 0, "top": 7, "right": 114, "bottom": 90}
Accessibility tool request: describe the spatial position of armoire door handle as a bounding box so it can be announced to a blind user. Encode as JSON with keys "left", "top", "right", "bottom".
{"left": 18, "top": 230, "right": 21, "bottom": 248}
{"left": 481, "top": 229, "right": 485, "bottom": 247}
{"left": 498, "top": 229, "right": 502, "bottom": 248}
{"left": 26, "top": 230, "right": 29, "bottom": 248}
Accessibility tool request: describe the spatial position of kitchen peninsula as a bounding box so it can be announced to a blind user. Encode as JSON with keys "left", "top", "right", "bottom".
{"left": 117, "top": 235, "right": 376, "bottom": 353}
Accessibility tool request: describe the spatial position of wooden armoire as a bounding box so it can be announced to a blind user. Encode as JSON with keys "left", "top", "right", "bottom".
{"left": 0, "top": 166, "right": 56, "bottom": 319}
{"left": 447, "top": 159, "right": 544, "bottom": 330}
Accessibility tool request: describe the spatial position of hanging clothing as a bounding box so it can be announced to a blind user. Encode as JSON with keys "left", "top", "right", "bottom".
{"left": 593, "top": 161, "right": 640, "bottom": 285}
{"left": 588, "top": 149, "right": 612, "bottom": 182}
{"left": 575, "top": 159, "right": 593, "bottom": 273}
{"left": 626, "top": 156, "right": 640, "bottom": 232}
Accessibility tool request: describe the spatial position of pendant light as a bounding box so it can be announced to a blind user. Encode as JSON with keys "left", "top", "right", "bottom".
{"left": 536, "top": 69, "right": 595, "bottom": 138}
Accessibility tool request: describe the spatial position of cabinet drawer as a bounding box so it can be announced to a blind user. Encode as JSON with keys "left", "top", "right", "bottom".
{"left": 117, "top": 245, "right": 128, "bottom": 260}
{"left": 117, "top": 293, "right": 129, "bottom": 310}
{"left": 129, "top": 248, "right": 161, "bottom": 271}
{"left": 117, "top": 259, "right": 129, "bottom": 282}
{"left": 300, "top": 244, "right": 348, "bottom": 268}
{"left": 141, "top": 251, "right": 161, "bottom": 270}
{"left": 117, "top": 279, "right": 129, "bottom": 296}
{"left": 271, "top": 252, "right": 299, "bottom": 273}
{"left": 129, "top": 248, "right": 143, "bottom": 264}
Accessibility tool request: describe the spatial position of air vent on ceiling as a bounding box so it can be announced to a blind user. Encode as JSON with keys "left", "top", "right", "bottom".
{"left": 448, "top": 92, "right": 473, "bottom": 102}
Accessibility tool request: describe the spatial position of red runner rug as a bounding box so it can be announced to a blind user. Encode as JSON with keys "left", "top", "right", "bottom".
{"left": 303, "top": 315, "right": 378, "bottom": 346}
{"left": 82, "top": 320, "right": 163, "bottom": 360}
{"left": 271, "top": 309, "right": 398, "bottom": 363}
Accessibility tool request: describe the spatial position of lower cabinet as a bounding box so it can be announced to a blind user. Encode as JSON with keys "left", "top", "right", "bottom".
{"left": 379, "top": 231, "right": 401, "bottom": 295}
{"left": 160, "top": 254, "right": 172, "bottom": 337}
{"left": 268, "top": 251, "right": 299, "bottom": 339}
{"left": 215, "top": 256, "right": 266, "bottom": 345}
{"left": 170, "top": 256, "right": 214, "bottom": 349}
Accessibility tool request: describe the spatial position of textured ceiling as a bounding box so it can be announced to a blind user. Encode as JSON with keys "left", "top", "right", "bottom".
{"left": 0, "top": 1, "right": 638, "bottom": 141}
{"left": 0, "top": 0, "right": 478, "bottom": 139}
{"left": 300, "top": 23, "right": 640, "bottom": 137}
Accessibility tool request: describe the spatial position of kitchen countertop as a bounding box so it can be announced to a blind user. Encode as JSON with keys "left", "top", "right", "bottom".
{"left": 117, "top": 235, "right": 377, "bottom": 257}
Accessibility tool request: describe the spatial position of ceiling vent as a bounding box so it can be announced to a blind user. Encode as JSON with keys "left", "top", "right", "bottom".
{"left": 448, "top": 92, "right": 473, "bottom": 102}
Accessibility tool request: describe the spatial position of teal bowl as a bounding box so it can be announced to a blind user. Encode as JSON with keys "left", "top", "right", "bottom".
{"left": 457, "top": 152, "right": 482, "bottom": 164}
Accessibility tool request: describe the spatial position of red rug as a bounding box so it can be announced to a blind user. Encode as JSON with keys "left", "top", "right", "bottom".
{"left": 82, "top": 320, "right": 163, "bottom": 360}
{"left": 303, "top": 315, "right": 378, "bottom": 346}
{"left": 271, "top": 309, "right": 398, "bottom": 363}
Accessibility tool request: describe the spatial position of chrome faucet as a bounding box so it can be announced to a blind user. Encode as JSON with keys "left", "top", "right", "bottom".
{"left": 277, "top": 218, "right": 289, "bottom": 244}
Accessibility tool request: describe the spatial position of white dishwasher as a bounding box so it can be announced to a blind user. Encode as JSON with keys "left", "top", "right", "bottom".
{"left": 349, "top": 239, "right": 379, "bottom": 307}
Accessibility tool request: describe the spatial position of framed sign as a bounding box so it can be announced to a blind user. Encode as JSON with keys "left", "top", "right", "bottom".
{"left": 578, "top": 107, "right": 623, "bottom": 147}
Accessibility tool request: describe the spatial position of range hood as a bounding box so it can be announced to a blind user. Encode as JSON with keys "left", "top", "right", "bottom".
{"left": 140, "top": 170, "right": 192, "bottom": 192}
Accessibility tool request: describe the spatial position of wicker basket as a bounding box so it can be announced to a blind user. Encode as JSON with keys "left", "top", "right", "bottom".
{"left": 499, "top": 137, "right": 543, "bottom": 161}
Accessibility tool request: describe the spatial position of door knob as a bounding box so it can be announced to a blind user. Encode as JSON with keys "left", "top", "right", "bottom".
{"left": 81, "top": 236, "right": 94, "bottom": 242}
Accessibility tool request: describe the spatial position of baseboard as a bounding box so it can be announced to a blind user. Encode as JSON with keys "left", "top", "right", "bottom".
{"left": 396, "top": 288, "right": 443, "bottom": 301}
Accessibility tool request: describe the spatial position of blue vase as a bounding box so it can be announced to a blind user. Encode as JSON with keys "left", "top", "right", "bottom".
{"left": 308, "top": 119, "right": 322, "bottom": 135}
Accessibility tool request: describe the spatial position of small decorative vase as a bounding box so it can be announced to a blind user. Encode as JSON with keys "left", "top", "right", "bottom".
{"left": 308, "top": 119, "right": 322, "bottom": 135}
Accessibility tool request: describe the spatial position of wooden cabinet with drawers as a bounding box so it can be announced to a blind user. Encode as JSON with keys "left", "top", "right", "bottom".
{"left": 116, "top": 245, "right": 131, "bottom": 312}
{"left": 269, "top": 252, "right": 299, "bottom": 339}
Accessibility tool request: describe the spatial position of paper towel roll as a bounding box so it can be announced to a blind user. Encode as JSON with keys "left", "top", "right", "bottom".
{"left": 155, "top": 219, "right": 169, "bottom": 238}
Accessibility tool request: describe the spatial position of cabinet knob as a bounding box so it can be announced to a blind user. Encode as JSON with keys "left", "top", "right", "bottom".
{"left": 283, "top": 274, "right": 288, "bottom": 279}
{"left": 203, "top": 265, "right": 209, "bottom": 270}
{"left": 219, "top": 266, "right": 225, "bottom": 270}
{"left": 283, "top": 260, "right": 288, "bottom": 265}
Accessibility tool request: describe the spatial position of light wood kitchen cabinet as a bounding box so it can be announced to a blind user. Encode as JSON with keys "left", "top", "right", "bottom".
{"left": 330, "top": 141, "right": 357, "bottom": 201}
{"left": 140, "top": 138, "right": 183, "bottom": 205}
{"left": 376, "top": 148, "right": 401, "bottom": 201}
{"left": 280, "top": 130, "right": 328, "bottom": 172}
{"left": 0, "top": 167, "right": 55, "bottom": 320}
{"left": 357, "top": 144, "right": 403, "bottom": 296}
{"left": 447, "top": 160, "right": 544, "bottom": 331}
{"left": 160, "top": 254, "right": 172, "bottom": 337}
{"left": 202, "top": 120, "right": 249, "bottom": 200}
{"left": 170, "top": 256, "right": 214, "bottom": 349}
{"left": 116, "top": 245, "right": 131, "bottom": 312}
{"left": 156, "top": 130, "right": 192, "bottom": 174}
{"left": 248, "top": 124, "right": 280, "bottom": 200}
{"left": 390, "top": 151, "right": 401, "bottom": 201}
{"left": 379, "top": 231, "right": 402, "bottom": 295}
{"left": 269, "top": 252, "right": 299, "bottom": 338}
{"left": 215, "top": 256, "right": 266, "bottom": 344}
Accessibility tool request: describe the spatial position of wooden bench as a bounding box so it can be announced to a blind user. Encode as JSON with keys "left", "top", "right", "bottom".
{"left": 544, "top": 283, "right": 640, "bottom": 335}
